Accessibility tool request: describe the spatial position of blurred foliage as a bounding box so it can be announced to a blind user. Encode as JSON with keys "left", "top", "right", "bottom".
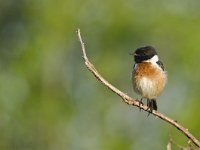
{"left": 0, "top": 0, "right": 200, "bottom": 149}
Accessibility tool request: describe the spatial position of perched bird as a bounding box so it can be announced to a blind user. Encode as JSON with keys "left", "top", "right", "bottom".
{"left": 130, "top": 46, "right": 167, "bottom": 111}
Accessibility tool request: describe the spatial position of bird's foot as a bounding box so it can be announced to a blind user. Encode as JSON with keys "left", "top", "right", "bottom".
{"left": 136, "top": 98, "right": 144, "bottom": 111}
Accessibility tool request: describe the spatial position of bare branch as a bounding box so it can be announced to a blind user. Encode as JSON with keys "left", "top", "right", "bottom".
{"left": 76, "top": 28, "right": 200, "bottom": 148}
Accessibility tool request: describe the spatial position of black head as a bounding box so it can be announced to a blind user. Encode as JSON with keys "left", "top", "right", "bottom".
{"left": 132, "top": 46, "right": 157, "bottom": 63}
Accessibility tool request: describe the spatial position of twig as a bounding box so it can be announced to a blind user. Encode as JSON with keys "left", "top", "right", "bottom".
{"left": 168, "top": 138, "right": 196, "bottom": 150}
{"left": 167, "top": 141, "right": 172, "bottom": 150}
{"left": 168, "top": 138, "right": 188, "bottom": 150}
{"left": 76, "top": 28, "right": 200, "bottom": 148}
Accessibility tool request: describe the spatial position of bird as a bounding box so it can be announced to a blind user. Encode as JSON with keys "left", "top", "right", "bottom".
{"left": 130, "top": 46, "right": 167, "bottom": 111}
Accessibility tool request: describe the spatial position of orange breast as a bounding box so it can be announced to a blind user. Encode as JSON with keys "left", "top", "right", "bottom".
{"left": 132, "top": 62, "right": 167, "bottom": 99}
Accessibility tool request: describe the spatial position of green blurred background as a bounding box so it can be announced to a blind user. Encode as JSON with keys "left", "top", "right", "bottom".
{"left": 1, "top": 0, "right": 200, "bottom": 149}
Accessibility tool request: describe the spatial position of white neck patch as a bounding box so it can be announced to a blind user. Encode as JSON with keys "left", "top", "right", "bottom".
{"left": 144, "top": 55, "right": 159, "bottom": 63}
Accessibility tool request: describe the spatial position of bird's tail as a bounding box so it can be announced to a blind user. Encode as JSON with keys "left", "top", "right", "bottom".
{"left": 147, "top": 99, "right": 157, "bottom": 111}
{"left": 151, "top": 99, "right": 157, "bottom": 110}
